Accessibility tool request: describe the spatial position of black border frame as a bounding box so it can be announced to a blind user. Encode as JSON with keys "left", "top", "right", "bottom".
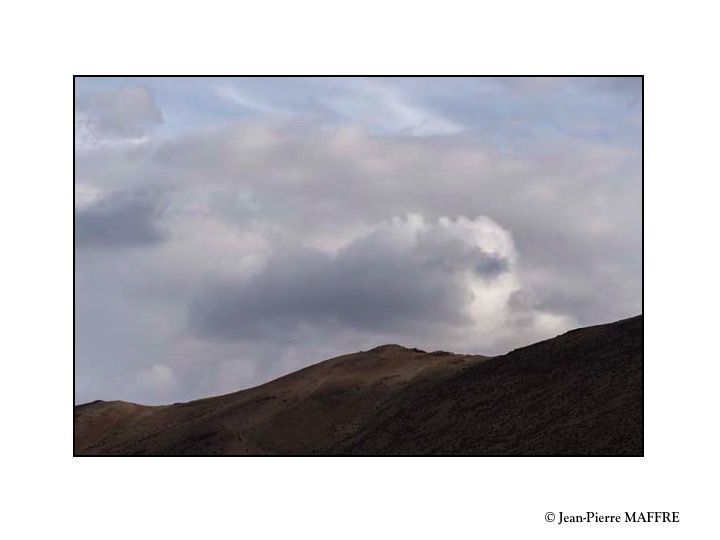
{"left": 74, "top": 75, "right": 644, "bottom": 457}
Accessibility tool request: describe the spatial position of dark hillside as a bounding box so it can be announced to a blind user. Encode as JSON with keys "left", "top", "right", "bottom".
{"left": 75, "top": 315, "right": 642, "bottom": 456}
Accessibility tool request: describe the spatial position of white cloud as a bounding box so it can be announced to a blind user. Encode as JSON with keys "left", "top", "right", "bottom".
{"left": 134, "top": 364, "right": 180, "bottom": 400}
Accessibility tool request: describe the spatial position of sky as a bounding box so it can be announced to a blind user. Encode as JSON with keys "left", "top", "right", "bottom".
{"left": 74, "top": 76, "right": 642, "bottom": 405}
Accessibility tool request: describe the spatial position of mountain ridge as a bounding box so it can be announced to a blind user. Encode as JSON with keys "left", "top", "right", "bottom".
{"left": 75, "top": 315, "right": 642, "bottom": 456}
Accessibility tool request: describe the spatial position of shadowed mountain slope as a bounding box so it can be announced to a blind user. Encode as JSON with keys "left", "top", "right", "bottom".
{"left": 75, "top": 315, "right": 642, "bottom": 456}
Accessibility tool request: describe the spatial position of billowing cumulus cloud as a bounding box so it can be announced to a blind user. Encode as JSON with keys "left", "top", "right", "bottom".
{"left": 74, "top": 77, "right": 641, "bottom": 405}
{"left": 190, "top": 214, "right": 519, "bottom": 340}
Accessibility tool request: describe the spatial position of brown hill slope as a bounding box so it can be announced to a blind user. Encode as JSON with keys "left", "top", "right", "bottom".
{"left": 75, "top": 315, "right": 642, "bottom": 456}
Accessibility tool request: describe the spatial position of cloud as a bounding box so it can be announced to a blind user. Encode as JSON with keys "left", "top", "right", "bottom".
{"left": 189, "top": 214, "right": 519, "bottom": 341}
{"left": 73, "top": 77, "right": 641, "bottom": 404}
{"left": 216, "top": 84, "right": 291, "bottom": 116}
{"left": 134, "top": 364, "right": 180, "bottom": 400}
{"left": 317, "top": 78, "right": 464, "bottom": 136}
{"left": 147, "top": 123, "right": 640, "bottom": 327}
{"left": 75, "top": 84, "right": 163, "bottom": 148}
{"left": 75, "top": 191, "right": 167, "bottom": 249}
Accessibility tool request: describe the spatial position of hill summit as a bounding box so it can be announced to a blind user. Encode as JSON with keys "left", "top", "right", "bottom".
{"left": 75, "top": 315, "right": 642, "bottom": 456}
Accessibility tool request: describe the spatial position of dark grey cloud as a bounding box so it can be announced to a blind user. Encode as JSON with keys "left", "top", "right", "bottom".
{"left": 190, "top": 216, "right": 512, "bottom": 341}
{"left": 75, "top": 191, "right": 167, "bottom": 249}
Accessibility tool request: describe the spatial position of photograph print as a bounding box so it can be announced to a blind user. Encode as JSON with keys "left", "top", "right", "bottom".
{"left": 74, "top": 76, "right": 642, "bottom": 456}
